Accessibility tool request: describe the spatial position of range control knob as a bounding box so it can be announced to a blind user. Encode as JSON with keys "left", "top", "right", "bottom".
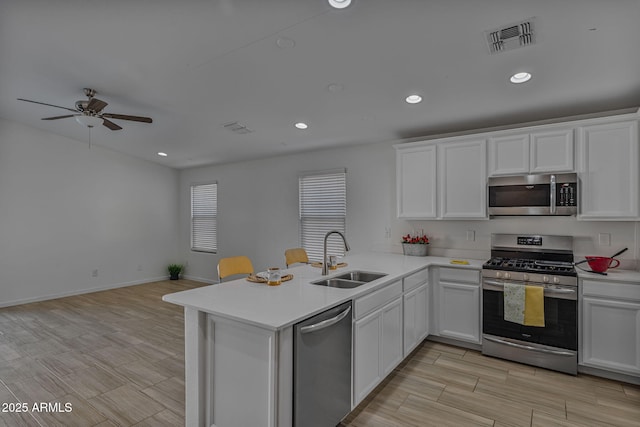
{"left": 504, "top": 272, "right": 511, "bottom": 280}
{"left": 542, "top": 275, "right": 550, "bottom": 283}
{"left": 553, "top": 277, "right": 561, "bottom": 284}
{"left": 523, "top": 274, "right": 529, "bottom": 281}
{"left": 496, "top": 271, "right": 503, "bottom": 279}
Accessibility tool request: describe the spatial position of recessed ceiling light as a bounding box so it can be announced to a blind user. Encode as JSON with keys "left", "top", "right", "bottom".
{"left": 295, "top": 122, "right": 308, "bottom": 129}
{"left": 405, "top": 95, "right": 422, "bottom": 104}
{"left": 157, "top": 152, "right": 168, "bottom": 157}
{"left": 276, "top": 37, "right": 295, "bottom": 49}
{"left": 327, "top": 83, "right": 344, "bottom": 93}
{"left": 510, "top": 72, "right": 532, "bottom": 84}
{"left": 328, "top": 0, "right": 351, "bottom": 9}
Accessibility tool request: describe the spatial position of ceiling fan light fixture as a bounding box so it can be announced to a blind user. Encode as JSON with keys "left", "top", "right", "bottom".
{"left": 75, "top": 115, "right": 103, "bottom": 128}
{"left": 328, "top": 0, "right": 351, "bottom": 9}
{"left": 295, "top": 122, "right": 308, "bottom": 129}
{"left": 405, "top": 94, "right": 423, "bottom": 104}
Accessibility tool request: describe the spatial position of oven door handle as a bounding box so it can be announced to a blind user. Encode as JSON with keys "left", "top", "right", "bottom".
{"left": 483, "top": 335, "right": 575, "bottom": 357}
{"left": 482, "top": 280, "right": 577, "bottom": 297}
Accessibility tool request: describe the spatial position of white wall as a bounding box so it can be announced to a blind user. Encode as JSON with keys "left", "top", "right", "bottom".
{"left": 179, "top": 142, "right": 397, "bottom": 283}
{"left": 179, "top": 141, "right": 639, "bottom": 283}
{"left": 0, "top": 118, "right": 180, "bottom": 306}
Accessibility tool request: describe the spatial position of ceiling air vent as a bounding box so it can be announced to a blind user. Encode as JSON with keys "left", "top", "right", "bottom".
{"left": 222, "top": 121, "right": 254, "bottom": 134}
{"left": 486, "top": 18, "right": 535, "bottom": 54}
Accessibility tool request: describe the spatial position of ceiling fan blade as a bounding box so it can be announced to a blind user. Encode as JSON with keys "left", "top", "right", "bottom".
{"left": 102, "top": 113, "right": 153, "bottom": 123}
{"left": 41, "top": 114, "right": 78, "bottom": 120}
{"left": 17, "top": 98, "right": 77, "bottom": 113}
{"left": 86, "top": 97, "right": 108, "bottom": 113}
{"left": 102, "top": 118, "right": 123, "bottom": 131}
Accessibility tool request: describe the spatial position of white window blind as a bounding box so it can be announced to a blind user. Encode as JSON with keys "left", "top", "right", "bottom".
{"left": 299, "top": 170, "right": 346, "bottom": 262}
{"left": 191, "top": 182, "right": 217, "bottom": 253}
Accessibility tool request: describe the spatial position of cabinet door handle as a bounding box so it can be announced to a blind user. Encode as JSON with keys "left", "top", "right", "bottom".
{"left": 300, "top": 306, "right": 351, "bottom": 334}
{"left": 550, "top": 174, "right": 557, "bottom": 214}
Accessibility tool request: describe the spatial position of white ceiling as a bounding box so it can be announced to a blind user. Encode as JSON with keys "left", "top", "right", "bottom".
{"left": 1, "top": 0, "right": 639, "bottom": 169}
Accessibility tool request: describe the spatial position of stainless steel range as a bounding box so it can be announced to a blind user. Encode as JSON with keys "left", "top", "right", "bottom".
{"left": 482, "top": 234, "right": 578, "bottom": 375}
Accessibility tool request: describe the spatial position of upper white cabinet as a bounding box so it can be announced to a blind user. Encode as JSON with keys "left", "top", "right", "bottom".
{"left": 577, "top": 120, "right": 639, "bottom": 220}
{"left": 395, "top": 138, "right": 487, "bottom": 219}
{"left": 488, "top": 127, "right": 574, "bottom": 176}
{"left": 439, "top": 139, "right": 487, "bottom": 218}
{"left": 396, "top": 145, "right": 437, "bottom": 219}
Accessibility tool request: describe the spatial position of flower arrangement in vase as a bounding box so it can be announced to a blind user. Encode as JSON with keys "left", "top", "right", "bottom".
{"left": 401, "top": 230, "right": 429, "bottom": 256}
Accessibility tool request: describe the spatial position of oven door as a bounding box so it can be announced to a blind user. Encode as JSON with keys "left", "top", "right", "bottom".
{"left": 482, "top": 279, "right": 577, "bottom": 351}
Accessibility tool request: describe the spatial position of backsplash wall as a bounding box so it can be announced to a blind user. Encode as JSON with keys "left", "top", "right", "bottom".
{"left": 390, "top": 217, "right": 638, "bottom": 270}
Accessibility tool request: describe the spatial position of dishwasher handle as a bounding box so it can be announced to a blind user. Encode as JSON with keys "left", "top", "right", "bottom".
{"left": 300, "top": 306, "right": 351, "bottom": 334}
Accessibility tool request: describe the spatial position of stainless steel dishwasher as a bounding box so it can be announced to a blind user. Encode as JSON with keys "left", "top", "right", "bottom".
{"left": 294, "top": 300, "right": 352, "bottom": 427}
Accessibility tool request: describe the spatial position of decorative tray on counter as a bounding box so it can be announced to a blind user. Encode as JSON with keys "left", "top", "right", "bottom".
{"left": 246, "top": 274, "right": 294, "bottom": 284}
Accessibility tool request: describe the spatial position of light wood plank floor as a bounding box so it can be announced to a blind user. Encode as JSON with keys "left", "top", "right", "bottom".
{"left": 1, "top": 280, "right": 638, "bottom": 426}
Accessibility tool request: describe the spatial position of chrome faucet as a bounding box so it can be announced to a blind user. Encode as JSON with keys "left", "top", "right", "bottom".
{"left": 322, "top": 230, "right": 351, "bottom": 275}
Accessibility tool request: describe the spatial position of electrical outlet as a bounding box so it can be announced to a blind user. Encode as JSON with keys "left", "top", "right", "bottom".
{"left": 466, "top": 230, "right": 476, "bottom": 242}
{"left": 384, "top": 227, "right": 391, "bottom": 239}
{"left": 598, "top": 233, "right": 611, "bottom": 246}
{"left": 137, "top": 264, "right": 143, "bottom": 271}
{"left": 92, "top": 269, "right": 98, "bottom": 277}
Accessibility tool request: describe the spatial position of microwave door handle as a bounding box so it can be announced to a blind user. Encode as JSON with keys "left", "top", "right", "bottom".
{"left": 550, "top": 174, "right": 556, "bottom": 214}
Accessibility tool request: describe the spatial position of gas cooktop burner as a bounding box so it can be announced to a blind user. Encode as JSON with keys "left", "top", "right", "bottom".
{"left": 483, "top": 257, "right": 577, "bottom": 276}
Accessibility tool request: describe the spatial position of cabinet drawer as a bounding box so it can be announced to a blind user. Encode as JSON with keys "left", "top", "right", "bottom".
{"left": 437, "top": 267, "right": 479, "bottom": 284}
{"left": 354, "top": 280, "right": 402, "bottom": 319}
{"left": 582, "top": 280, "right": 640, "bottom": 302}
{"left": 403, "top": 268, "right": 428, "bottom": 292}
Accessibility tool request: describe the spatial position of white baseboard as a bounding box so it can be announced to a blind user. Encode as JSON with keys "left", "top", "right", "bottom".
{"left": 182, "top": 274, "right": 217, "bottom": 285}
{"left": 0, "top": 276, "right": 168, "bottom": 308}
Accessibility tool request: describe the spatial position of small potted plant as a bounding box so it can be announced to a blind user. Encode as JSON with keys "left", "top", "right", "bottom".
{"left": 401, "top": 230, "right": 429, "bottom": 256}
{"left": 168, "top": 263, "right": 183, "bottom": 280}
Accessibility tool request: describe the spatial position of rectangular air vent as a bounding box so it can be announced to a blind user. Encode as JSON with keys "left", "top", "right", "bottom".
{"left": 486, "top": 18, "right": 535, "bottom": 54}
{"left": 223, "top": 121, "right": 254, "bottom": 134}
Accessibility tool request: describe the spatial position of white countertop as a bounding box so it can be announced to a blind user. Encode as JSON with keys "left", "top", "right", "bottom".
{"left": 162, "top": 252, "right": 483, "bottom": 331}
{"left": 577, "top": 268, "right": 640, "bottom": 283}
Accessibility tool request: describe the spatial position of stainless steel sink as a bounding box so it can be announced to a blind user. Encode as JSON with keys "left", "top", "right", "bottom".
{"left": 310, "top": 278, "right": 368, "bottom": 289}
{"left": 335, "top": 271, "right": 387, "bottom": 282}
{"left": 311, "top": 270, "right": 387, "bottom": 289}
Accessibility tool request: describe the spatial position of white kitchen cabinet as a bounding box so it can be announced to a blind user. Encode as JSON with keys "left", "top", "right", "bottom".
{"left": 403, "top": 283, "right": 428, "bottom": 356}
{"left": 395, "top": 138, "right": 487, "bottom": 219}
{"left": 581, "top": 279, "right": 640, "bottom": 377}
{"left": 396, "top": 144, "right": 437, "bottom": 218}
{"left": 577, "top": 119, "right": 639, "bottom": 219}
{"left": 353, "top": 281, "right": 403, "bottom": 405}
{"left": 487, "top": 133, "right": 529, "bottom": 176}
{"left": 488, "top": 128, "right": 574, "bottom": 176}
{"left": 439, "top": 139, "right": 487, "bottom": 218}
{"left": 433, "top": 267, "right": 481, "bottom": 344}
{"left": 403, "top": 268, "right": 429, "bottom": 356}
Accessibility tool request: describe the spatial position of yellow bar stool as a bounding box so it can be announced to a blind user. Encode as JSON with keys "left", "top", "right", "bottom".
{"left": 217, "top": 256, "right": 254, "bottom": 282}
{"left": 285, "top": 248, "right": 309, "bottom": 268}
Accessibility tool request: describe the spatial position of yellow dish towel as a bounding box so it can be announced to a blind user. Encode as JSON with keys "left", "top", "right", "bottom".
{"left": 524, "top": 285, "right": 545, "bottom": 327}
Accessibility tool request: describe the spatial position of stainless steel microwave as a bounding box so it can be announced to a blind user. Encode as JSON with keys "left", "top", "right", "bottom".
{"left": 488, "top": 173, "right": 578, "bottom": 216}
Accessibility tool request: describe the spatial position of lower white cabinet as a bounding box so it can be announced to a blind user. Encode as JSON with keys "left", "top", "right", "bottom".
{"left": 581, "top": 279, "right": 640, "bottom": 376}
{"left": 353, "top": 296, "right": 403, "bottom": 405}
{"left": 433, "top": 267, "right": 481, "bottom": 344}
{"left": 403, "top": 283, "right": 429, "bottom": 356}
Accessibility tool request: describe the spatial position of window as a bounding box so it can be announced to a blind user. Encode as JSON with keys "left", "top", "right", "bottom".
{"left": 191, "top": 182, "right": 217, "bottom": 253}
{"left": 299, "top": 169, "right": 346, "bottom": 262}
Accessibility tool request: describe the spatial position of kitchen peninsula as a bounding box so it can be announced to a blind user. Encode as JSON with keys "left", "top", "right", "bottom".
{"left": 163, "top": 252, "right": 483, "bottom": 427}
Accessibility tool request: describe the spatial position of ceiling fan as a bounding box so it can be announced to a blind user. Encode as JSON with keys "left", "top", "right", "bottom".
{"left": 17, "top": 88, "right": 153, "bottom": 131}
